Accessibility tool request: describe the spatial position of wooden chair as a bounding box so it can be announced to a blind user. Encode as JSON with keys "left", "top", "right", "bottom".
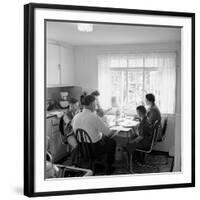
{"left": 75, "top": 129, "right": 107, "bottom": 175}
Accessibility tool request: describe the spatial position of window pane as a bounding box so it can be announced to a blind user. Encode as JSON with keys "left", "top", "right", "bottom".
{"left": 145, "top": 54, "right": 164, "bottom": 68}
{"left": 111, "top": 70, "right": 126, "bottom": 108}
{"left": 127, "top": 70, "right": 144, "bottom": 109}
{"left": 128, "top": 55, "right": 143, "bottom": 68}
{"left": 144, "top": 70, "right": 161, "bottom": 106}
{"left": 109, "top": 55, "right": 127, "bottom": 68}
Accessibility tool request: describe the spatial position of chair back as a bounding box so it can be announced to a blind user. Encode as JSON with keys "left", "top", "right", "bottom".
{"left": 46, "top": 151, "right": 53, "bottom": 162}
{"left": 59, "top": 116, "right": 74, "bottom": 144}
{"left": 59, "top": 116, "right": 67, "bottom": 144}
{"left": 75, "top": 129, "right": 96, "bottom": 163}
{"left": 160, "top": 117, "right": 168, "bottom": 141}
{"left": 152, "top": 120, "right": 161, "bottom": 145}
{"left": 137, "top": 120, "right": 161, "bottom": 153}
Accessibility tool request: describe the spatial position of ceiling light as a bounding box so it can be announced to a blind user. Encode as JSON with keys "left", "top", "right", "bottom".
{"left": 77, "top": 23, "right": 93, "bottom": 32}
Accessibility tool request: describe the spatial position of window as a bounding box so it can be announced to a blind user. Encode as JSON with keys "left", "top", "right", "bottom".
{"left": 98, "top": 53, "right": 176, "bottom": 114}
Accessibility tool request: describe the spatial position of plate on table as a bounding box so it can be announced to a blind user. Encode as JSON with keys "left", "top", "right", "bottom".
{"left": 119, "top": 120, "right": 139, "bottom": 128}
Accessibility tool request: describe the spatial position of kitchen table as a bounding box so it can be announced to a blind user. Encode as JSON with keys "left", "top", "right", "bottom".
{"left": 105, "top": 115, "right": 140, "bottom": 172}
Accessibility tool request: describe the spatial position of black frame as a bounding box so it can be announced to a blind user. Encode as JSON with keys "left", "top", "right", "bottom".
{"left": 24, "top": 3, "right": 195, "bottom": 197}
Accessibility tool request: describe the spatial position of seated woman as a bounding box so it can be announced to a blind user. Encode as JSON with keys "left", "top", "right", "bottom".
{"left": 145, "top": 93, "right": 161, "bottom": 125}
{"left": 126, "top": 106, "right": 153, "bottom": 157}
{"left": 63, "top": 97, "right": 79, "bottom": 124}
{"left": 59, "top": 97, "right": 79, "bottom": 164}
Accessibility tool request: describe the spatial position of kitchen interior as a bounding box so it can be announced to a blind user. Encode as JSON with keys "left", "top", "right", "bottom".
{"left": 45, "top": 21, "right": 181, "bottom": 178}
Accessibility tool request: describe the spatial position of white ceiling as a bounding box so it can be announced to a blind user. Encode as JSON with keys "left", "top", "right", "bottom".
{"left": 47, "top": 21, "right": 181, "bottom": 46}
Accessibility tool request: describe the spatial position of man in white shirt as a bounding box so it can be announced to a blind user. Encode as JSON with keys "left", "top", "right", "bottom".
{"left": 72, "top": 95, "right": 116, "bottom": 174}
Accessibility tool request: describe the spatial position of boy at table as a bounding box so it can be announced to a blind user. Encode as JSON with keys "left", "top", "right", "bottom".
{"left": 126, "top": 105, "right": 153, "bottom": 162}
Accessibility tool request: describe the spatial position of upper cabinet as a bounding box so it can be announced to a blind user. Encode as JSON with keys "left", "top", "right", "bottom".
{"left": 47, "top": 43, "right": 60, "bottom": 86}
{"left": 60, "top": 45, "right": 74, "bottom": 86}
{"left": 47, "top": 43, "right": 74, "bottom": 87}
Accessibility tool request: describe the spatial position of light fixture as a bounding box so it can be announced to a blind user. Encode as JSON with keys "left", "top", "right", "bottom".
{"left": 77, "top": 23, "right": 93, "bottom": 32}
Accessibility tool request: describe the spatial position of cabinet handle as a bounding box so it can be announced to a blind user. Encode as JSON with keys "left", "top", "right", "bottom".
{"left": 58, "top": 64, "right": 62, "bottom": 85}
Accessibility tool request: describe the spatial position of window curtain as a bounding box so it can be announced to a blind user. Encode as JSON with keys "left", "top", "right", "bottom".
{"left": 158, "top": 53, "right": 176, "bottom": 114}
{"left": 97, "top": 55, "right": 112, "bottom": 109}
{"left": 98, "top": 53, "right": 177, "bottom": 114}
{"left": 144, "top": 53, "right": 176, "bottom": 114}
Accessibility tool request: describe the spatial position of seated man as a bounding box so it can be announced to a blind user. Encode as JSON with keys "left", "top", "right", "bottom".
{"left": 126, "top": 105, "right": 153, "bottom": 155}
{"left": 91, "top": 90, "right": 112, "bottom": 118}
{"left": 90, "top": 90, "right": 102, "bottom": 111}
{"left": 72, "top": 95, "right": 116, "bottom": 174}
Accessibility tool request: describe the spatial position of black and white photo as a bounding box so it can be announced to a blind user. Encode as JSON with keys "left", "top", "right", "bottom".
{"left": 24, "top": 3, "right": 195, "bottom": 197}
{"left": 45, "top": 21, "right": 181, "bottom": 178}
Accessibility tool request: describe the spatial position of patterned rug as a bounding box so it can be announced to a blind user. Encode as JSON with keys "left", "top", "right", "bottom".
{"left": 96, "top": 153, "right": 174, "bottom": 176}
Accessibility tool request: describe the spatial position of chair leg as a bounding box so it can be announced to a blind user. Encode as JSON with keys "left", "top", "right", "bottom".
{"left": 88, "top": 160, "right": 96, "bottom": 175}
{"left": 129, "top": 153, "right": 134, "bottom": 173}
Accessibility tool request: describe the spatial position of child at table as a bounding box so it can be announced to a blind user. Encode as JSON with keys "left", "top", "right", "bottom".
{"left": 126, "top": 105, "right": 153, "bottom": 160}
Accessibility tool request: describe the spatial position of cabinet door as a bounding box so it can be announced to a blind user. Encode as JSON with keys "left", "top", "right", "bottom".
{"left": 47, "top": 44, "right": 60, "bottom": 85}
{"left": 60, "top": 46, "right": 74, "bottom": 86}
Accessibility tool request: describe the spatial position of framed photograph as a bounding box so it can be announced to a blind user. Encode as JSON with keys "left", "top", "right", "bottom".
{"left": 24, "top": 3, "right": 195, "bottom": 197}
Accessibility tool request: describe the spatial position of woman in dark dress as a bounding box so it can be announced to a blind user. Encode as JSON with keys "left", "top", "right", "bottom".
{"left": 145, "top": 93, "right": 161, "bottom": 125}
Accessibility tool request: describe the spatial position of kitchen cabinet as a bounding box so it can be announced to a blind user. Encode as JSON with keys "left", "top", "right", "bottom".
{"left": 47, "top": 43, "right": 74, "bottom": 87}
{"left": 47, "top": 44, "right": 60, "bottom": 86}
{"left": 60, "top": 45, "right": 74, "bottom": 86}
